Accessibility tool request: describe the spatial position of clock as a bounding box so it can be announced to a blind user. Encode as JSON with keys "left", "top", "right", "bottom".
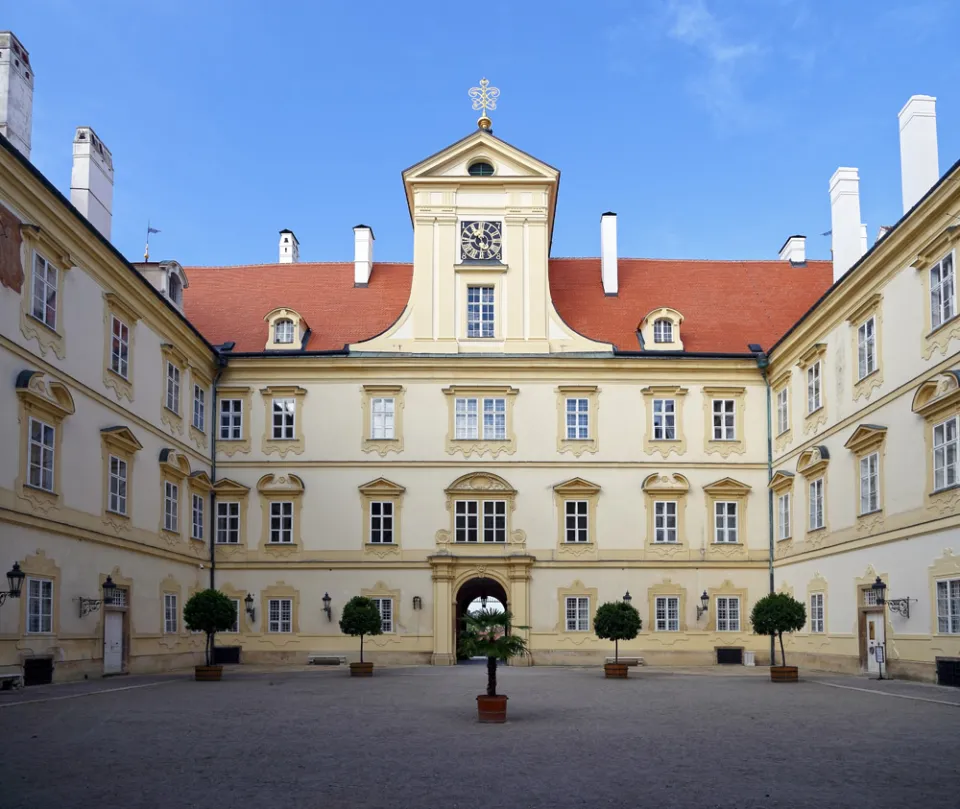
{"left": 460, "top": 221, "right": 503, "bottom": 261}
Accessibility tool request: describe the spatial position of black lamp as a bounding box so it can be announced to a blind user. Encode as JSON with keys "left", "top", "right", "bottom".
{"left": 322, "top": 592, "right": 332, "bottom": 621}
{"left": 412, "top": 596, "right": 422, "bottom": 610}
{"left": 101, "top": 575, "right": 117, "bottom": 602}
{"left": 871, "top": 576, "right": 887, "bottom": 605}
{"left": 696, "top": 590, "right": 709, "bottom": 619}
{"left": 623, "top": 591, "right": 632, "bottom": 604}
{"left": 480, "top": 593, "right": 489, "bottom": 609}
{"left": 244, "top": 592, "right": 256, "bottom": 621}
{"left": 6, "top": 562, "right": 25, "bottom": 598}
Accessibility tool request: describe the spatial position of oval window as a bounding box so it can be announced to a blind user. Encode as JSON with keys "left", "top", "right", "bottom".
{"left": 468, "top": 161, "right": 494, "bottom": 177}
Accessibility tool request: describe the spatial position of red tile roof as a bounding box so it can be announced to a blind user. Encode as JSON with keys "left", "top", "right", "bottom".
{"left": 182, "top": 257, "right": 833, "bottom": 354}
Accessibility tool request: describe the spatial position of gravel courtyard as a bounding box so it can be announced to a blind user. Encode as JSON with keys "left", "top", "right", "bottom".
{"left": 2, "top": 665, "right": 958, "bottom": 809}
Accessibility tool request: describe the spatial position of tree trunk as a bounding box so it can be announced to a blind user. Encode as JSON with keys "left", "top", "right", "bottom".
{"left": 206, "top": 632, "right": 213, "bottom": 667}
{"left": 778, "top": 631, "right": 786, "bottom": 667}
{"left": 360, "top": 633, "right": 364, "bottom": 664}
{"left": 487, "top": 656, "right": 497, "bottom": 697}
{"left": 615, "top": 638, "right": 619, "bottom": 663}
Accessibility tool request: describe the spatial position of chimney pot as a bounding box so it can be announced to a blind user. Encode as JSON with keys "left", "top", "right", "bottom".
{"left": 899, "top": 94, "right": 939, "bottom": 214}
{"left": 600, "top": 212, "right": 618, "bottom": 296}
{"left": 70, "top": 126, "right": 114, "bottom": 240}
{"left": 354, "top": 225, "right": 374, "bottom": 286}
{"left": 778, "top": 235, "right": 806, "bottom": 265}
{"left": 0, "top": 31, "right": 34, "bottom": 160}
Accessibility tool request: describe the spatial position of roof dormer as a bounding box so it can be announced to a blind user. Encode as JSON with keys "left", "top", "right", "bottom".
{"left": 639, "top": 307, "right": 684, "bottom": 351}
{"left": 134, "top": 259, "right": 189, "bottom": 313}
{"left": 264, "top": 307, "right": 308, "bottom": 351}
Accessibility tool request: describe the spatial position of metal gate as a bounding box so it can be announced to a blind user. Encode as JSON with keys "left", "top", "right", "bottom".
{"left": 23, "top": 657, "right": 53, "bottom": 686}
{"left": 214, "top": 646, "right": 241, "bottom": 665}
{"left": 936, "top": 657, "right": 960, "bottom": 687}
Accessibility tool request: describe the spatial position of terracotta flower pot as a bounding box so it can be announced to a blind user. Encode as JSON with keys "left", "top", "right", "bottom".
{"left": 195, "top": 665, "right": 223, "bottom": 682}
{"left": 604, "top": 662, "right": 629, "bottom": 679}
{"left": 350, "top": 661, "right": 374, "bottom": 677}
{"left": 476, "top": 694, "right": 508, "bottom": 723}
{"left": 770, "top": 665, "right": 799, "bottom": 682}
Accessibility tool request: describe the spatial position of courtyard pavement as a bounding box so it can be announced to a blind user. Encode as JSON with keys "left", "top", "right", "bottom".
{"left": 1, "top": 664, "right": 958, "bottom": 809}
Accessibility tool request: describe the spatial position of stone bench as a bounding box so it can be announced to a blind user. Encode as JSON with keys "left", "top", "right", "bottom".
{"left": 307, "top": 655, "right": 347, "bottom": 666}
{"left": 605, "top": 657, "right": 644, "bottom": 667}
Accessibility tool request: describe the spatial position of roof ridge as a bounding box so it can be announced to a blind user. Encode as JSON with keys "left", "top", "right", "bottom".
{"left": 185, "top": 261, "right": 415, "bottom": 270}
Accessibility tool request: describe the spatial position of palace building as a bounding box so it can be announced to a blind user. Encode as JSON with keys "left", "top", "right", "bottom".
{"left": 1, "top": 32, "right": 959, "bottom": 684}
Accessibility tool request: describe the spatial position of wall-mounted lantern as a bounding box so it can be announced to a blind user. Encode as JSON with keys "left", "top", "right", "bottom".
{"left": 696, "top": 590, "right": 709, "bottom": 620}
{"left": 412, "top": 596, "right": 422, "bottom": 610}
{"left": 244, "top": 592, "right": 256, "bottom": 621}
{"left": 77, "top": 575, "right": 116, "bottom": 618}
{"left": 623, "top": 591, "right": 632, "bottom": 604}
{"left": 322, "top": 592, "right": 332, "bottom": 621}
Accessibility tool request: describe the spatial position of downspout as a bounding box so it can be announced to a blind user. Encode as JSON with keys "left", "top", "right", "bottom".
{"left": 209, "top": 353, "right": 226, "bottom": 589}
{"left": 757, "top": 351, "right": 776, "bottom": 666}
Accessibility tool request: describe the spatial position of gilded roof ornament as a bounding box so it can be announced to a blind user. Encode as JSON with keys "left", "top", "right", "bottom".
{"left": 469, "top": 78, "right": 499, "bottom": 131}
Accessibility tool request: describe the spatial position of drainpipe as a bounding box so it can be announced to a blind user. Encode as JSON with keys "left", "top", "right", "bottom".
{"left": 756, "top": 351, "right": 776, "bottom": 666}
{"left": 209, "top": 353, "right": 226, "bottom": 589}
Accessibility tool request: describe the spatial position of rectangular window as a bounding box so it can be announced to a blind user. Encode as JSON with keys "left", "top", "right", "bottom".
{"left": 219, "top": 399, "right": 242, "bottom": 440}
{"left": 652, "top": 399, "right": 676, "bottom": 440}
{"left": 810, "top": 592, "right": 825, "bottom": 634}
{"left": 372, "top": 597, "right": 394, "bottom": 633}
{"left": 454, "top": 500, "right": 505, "bottom": 542}
{"left": 269, "top": 501, "right": 294, "bottom": 543}
{"left": 777, "top": 492, "right": 791, "bottom": 540}
{"left": 272, "top": 398, "right": 295, "bottom": 440}
{"left": 192, "top": 493, "right": 204, "bottom": 540}
{"left": 654, "top": 500, "right": 678, "bottom": 543}
{"left": 371, "top": 397, "right": 395, "bottom": 440}
{"left": 268, "top": 598, "right": 293, "bottom": 633}
{"left": 809, "top": 478, "right": 825, "bottom": 530}
{"left": 565, "top": 398, "right": 590, "bottom": 440}
{"left": 482, "top": 398, "right": 506, "bottom": 440}
{"left": 714, "top": 501, "right": 738, "bottom": 543}
{"left": 454, "top": 397, "right": 506, "bottom": 441}
{"left": 163, "top": 593, "right": 178, "bottom": 634}
{"left": 712, "top": 399, "right": 736, "bottom": 440}
{"left": 776, "top": 387, "right": 789, "bottom": 435}
{"left": 933, "top": 416, "right": 959, "bottom": 491}
{"left": 370, "top": 501, "right": 393, "bottom": 544}
{"left": 27, "top": 417, "right": 55, "bottom": 492}
{"left": 26, "top": 578, "right": 53, "bottom": 634}
{"left": 807, "top": 361, "right": 822, "bottom": 413}
{"left": 216, "top": 501, "right": 239, "bottom": 544}
{"left": 226, "top": 599, "right": 240, "bottom": 633}
{"left": 857, "top": 317, "right": 877, "bottom": 380}
{"left": 482, "top": 500, "right": 506, "bottom": 543}
{"left": 466, "top": 286, "right": 495, "bottom": 338}
{"left": 565, "top": 596, "right": 590, "bottom": 632}
{"left": 31, "top": 253, "right": 58, "bottom": 329}
{"left": 455, "top": 398, "right": 479, "bottom": 440}
{"left": 193, "top": 385, "right": 205, "bottom": 432}
{"left": 859, "top": 452, "right": 880, "bottom": 514}
{"left": 655, "top": 596, "right": 680, "bottom": 632}
{"left": 455, "top": 500, "right": 478, "bottom": 543}
{"left": 163, "top": 481, "right": 179, "bottom": 532}
{"left": 110, "top": 316, "right": 129, "bottom": 379}
{"left": 716, "top": 596, "right": 740, "bottom": 632}
{"left": 564, "top": 500, "right": 589, "bottom": 543}
{"left": 931, "top": 252, "right": 956, "bottom": 329}
{"left": 165, "top": 362, "right": 180, "bottom": 414}
{"left": 936, "top": 579, "right": 960, "bottom": 634}
{"left": 108, "top": 454, "right": 127, "bottom": 515}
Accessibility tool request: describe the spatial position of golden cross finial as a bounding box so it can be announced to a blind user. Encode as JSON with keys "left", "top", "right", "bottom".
{"left": 468, "top": 78, "right": 500, "bottom": 131}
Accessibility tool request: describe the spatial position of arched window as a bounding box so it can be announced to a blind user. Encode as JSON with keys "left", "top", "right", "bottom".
{"left": 274, "top": 318, "right": 295, "bottom": 345}
{"left": 168, "top": 273, "right": 183, "bottom": 306}
{"left": 654, "top": 319, "right": 673, "bottom": 343}
{"left": 468, "top": 161, "right": 494, "bottom": 177}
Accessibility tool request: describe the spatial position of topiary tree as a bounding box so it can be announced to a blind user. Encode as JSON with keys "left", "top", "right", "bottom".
{"left": 594, "top": 600, "right": 642, "bottom": 663}
{"left": 750, "top": 592, "right": 806, "bottom": 667}
{"left": 339, "top": 596, "right": 383, "bottom": 663}
{"left": 184, "top": 589, "right": 238, "bottom": 667}
{"left": 458, "top": 609, "right": 529, "bottom": 697}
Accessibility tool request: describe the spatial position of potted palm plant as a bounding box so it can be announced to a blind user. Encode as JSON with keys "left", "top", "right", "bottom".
{"left": 183, "top": 589, "right": 238, "bottom": 681}
{"left": 750, "top": 592, "right": 807, "bottom": 682}
{"left": 594, "top": 600, "right": 642, "bottom": 678}
{"left": 459, "top": 608, "right": 529, "bottom": 723}
{"left": 339, "top": 595, "right": 383, "bottom": 676}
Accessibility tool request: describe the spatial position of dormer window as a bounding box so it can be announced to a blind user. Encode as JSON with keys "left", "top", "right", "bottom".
{"left": 468, "top": 161, "right": 494, "bottom": 177}
{"left": 639, "top": 307, "right": 684, "bottom": 351}
{"left": 168, "top": 274, "right": 183, "bottom": 306}
{"left": 264, "top": 308, "right": 307, "bottom": 351}
{"left": 653, "top": 319, "right": 673, "bottom": 343}
{"left": 274, "top": 319, "right": 294, "bottom": 345}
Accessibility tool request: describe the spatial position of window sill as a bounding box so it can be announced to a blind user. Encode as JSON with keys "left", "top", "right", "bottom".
{"left": 856, "top": 368, "right": 880, "bottom": 384}
{"left": 191, "top": 424, "right": 206, "bottom": 434}
{"left": 190, "top": 536, "right": 206, "bottom": 543}
{"left": 712, "top": 541, "right": 742, "bottom": 546}
{"left": 266, "top": 542, "right": 298, "bottom": 547}
{"left": 163, "top": 405, "right": 181, "bottom": 418}
{"left": 650, "top": 438, "right": 681, "bottom": 443}
{"left": 161, "top": 528, "right": 181, "bottom": 537}
{"left": 807, "top": 526, "right": 826, "bottom": 533}
{"left": 215, "top": 541, "right": 241, "bottom": 546}
{"left": 218, "top": 438, "right": 244, "bottom": 442}
{"left": 27, "top": 312, "right": 59, "bottom": 335}
{"left": 453, "top": 540, "right": 507, "bottom": 545}
{"left": 366, "top": 542, "right": 396, "bottom": 547}
{"left": 107, "top": 367, "right": 130, "bottom": 384}
{"left": 652, "top": 540, "right": 681, "bottom": 545}
{"left": 777, "top": 536, "right": 792, "bottom": 542}
{"left": 106, "top": 509, "right": 129, "bottom": 520}
{"left": 25, "top": 483, "right": 57, "bottom": 496}
{"left": 931, "top": 483, "right": 960, "bottom": 496}
{"left": 927, "top": 312, "right": 960, "bottom": 338}
{"left": 858, "top": 508, "right": 882, "bottom": 517}
{"left": 709, "top": 438, "right": 739, "bottom": 443}
{"left": 562, "top": 541, "right": 594, "bottom": 546}
{"left": 805, "top": 406, "right": 824, "bottom": 417}
{"left": 367, "top": 437, "right": 399, "bottom": 443}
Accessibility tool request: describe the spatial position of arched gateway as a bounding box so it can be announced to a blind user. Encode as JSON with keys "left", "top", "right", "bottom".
{"left": 455, "top": 576, "right": 509, "bottom": 662}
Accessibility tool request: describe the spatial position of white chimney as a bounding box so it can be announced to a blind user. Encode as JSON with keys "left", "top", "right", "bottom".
{"left": 829, "top": 167, "right": 864, "bottom": 281}
{"left": 354, "top": 224, "right": 374, "bottom": 286}
{"left": 70, "top": 126, "right": 113, "bottom": 239}
{"left": 0, "top": 32, "right": 34, "bottom": 159}
{"left": 600, "top": 212, "right": 618, "bottom": 295}
{"left": 279, "top": 229, "right": 299, "bottom": 264}
{"left": 778, "top": 235, "right": 806, "bottom": 265}
{"left": 898, "top": 94, "right": 939, "bottom": 214}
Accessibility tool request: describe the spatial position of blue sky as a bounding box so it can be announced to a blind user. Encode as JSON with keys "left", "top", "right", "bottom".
{"left": 8, "top": 0, "right": 960, "bottom": 265}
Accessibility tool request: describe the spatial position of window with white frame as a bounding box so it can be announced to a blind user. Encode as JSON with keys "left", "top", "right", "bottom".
{"left": 809, "top": 478, "right": 825, "bottom": 530}
{"left": 859, "top": 452, "right": 880, "bottom": 514}
{"left": 466, "top": 286, "right": 495, "bottom": 338}
{"left": 857, "top": 317, "right": 877, "bottom": 380}
{"left": 936, "top": 578, "right": 960, "bottom": 634}
{"left": 163, "top": 593, "right": 178, "bottom": 634}
{"left": 219, "top": 399, "right": 242, "bottom": 440}
{"left": 268, "top": 598, "right": 293, "bottom": 633}
{"left": 371, "top": 397, "right": 395, "bottom": 440}
{"left": 28, "top": 417, "right": 55, "bottom": 492}
{"left": 655, "top": 596, "right": 680, "bottom": 631}
{"left": 455, "top": 397, "right": 478, "bottom": 439}
{"left": 274, "top": 318, "right": 295, "bottom": 345}
{"left": 370, "top": 501, "right": 393, "bottom": 543}
{"left": 110, "top": 316, "right": 129, "bottom": 378}
{"left": 652, "top": 399, "right": 676, "bottom": 440}
{"left": 564, "top": 500, "right": 588, "bottom": 543}
{"left": 269, "top": 501, "right": 294, "bottom": 543}
{"left": 192, "top": 493, "right": 204, "bottom": 540}
{"left": 165, "top": 362, "right": 180, "bottom": 414}
{"left": 810, "top": 592, "right": 825, "bottom": 633}
{"left": 565, "top": 398, "right": 590, "bottom": 440}
{"left": 108, "top": 454, "right": 127, "bottom": 515}
{"left": 454, "top": 500, "right": 505, "bottom": 543}
{"left": 716, "top": 596, "right": 740, "bottom": 631}
{"left": 455, "top": 397, "right": 505, "bottom": 440}
{"left": 163, "top": 481, "right": 179, "bottom": 532}
{"left": 372, "top": 597, "right": 394, "bottom": 633}
{"left": 654, "top": 500, "right": 678, "bottom": 543}
{"left": 931, "top": 252, "right": 956, "bottom": 329}
{"left": 216, "top": 501, "right": 239, "bottom": 544}
{"left": 482, "top": 398, "right": 506, "bottom": 440}
{"left": 777, "top": 492, "right": 791, "bottom": 540}
{"left": 26, "top": 577, "right": 53, "bottom": 634}
{"left": 807, "top": 361, "right": 822, "bottom": 413}
{"left": 193, "top": 385, "right": 205, "bottom": 432}
{"left": 272, "top": 398, "right": 295, "bottom": 440}
{"left": 653, "top": 319, "right": 673, "bottom": 343}
{"left": 714, "top": 501, "right": 738, "bottom": 543}
{"left": 712, "top": 399, "right": 736, "bottom": 440}
{"left": 776, "top": 387, "right": 789, "bottom": 435}
{"left": 31, "top": 253, "right": 58, "bottom": 329}
{"left": 227, "top": 599, "right": 240, "bottom": 633}
{"left": 565, "top": 596, "right": 590, "bottom": 631}
{"left": 933, "top": 416, "right": 959, "bottom": 491}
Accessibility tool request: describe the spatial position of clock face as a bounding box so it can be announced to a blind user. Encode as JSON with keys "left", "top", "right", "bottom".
{"left": 460, "top": 221, "right": 503, "bottom": 261}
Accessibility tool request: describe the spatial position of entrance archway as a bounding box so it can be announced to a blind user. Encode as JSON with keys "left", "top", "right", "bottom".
{"left": 455, "top": 577, "right": 509, "bottom": 662}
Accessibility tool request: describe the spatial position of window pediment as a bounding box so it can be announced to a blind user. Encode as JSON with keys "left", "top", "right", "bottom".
{"left": 768, "top": 471, "right": 795, "bottom": 491}
{"left": 913, "top": 226, "right": 960, "bottom": 271}
{"left": 100, "top": 426, "right": 142, "bottom": 455}
{"left": 912, "top": 370, "right": 960, "bottom": 419}
{"left": 189, "top": 470, "right": 213, "bottom": 491}
{"left": 798, "top": 343, "right": 827, "bottom": 369}
{"left": 358, "top": 477, "right": 406, "bottom": 496}
{"left": 158, "top": 448, "right": 191, "bottom": 477}
{"left": 642, "top": 473, "right": 690, "bottom": 494}
{"left": 844, "top": 424, "right": 887, "bottom": 454}
{"left": 553, "top": 477, "right": 601, "bottom": 496}
{"left": 702, "top": 477, "right": 752, "bottom": 496}
{"left": 213, "top": 478, "right": 251, "bottom": 496}
{"left": 256, "top": 473, "right": 305, "bottom": 496}
{"left": 15, "top": 370, "right": 75, "bottom": 419}
{"left": 797, "top": 445, "right": 830, "bottom": 477}
{"left": 444, "top": 471, "right": 516, "bottom": 496}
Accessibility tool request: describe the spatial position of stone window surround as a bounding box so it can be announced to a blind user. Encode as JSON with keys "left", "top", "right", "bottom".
{"left": 360, "top": 384, "right": 405, "bottom": 456}
{"left": 911, "top": 370, "right": 960, "bottom": 512}
{"left": 929, "top": 549, "right": 960, "bottom": 636}
{"left": 553, "top": 477, "right": 601, "bottom": 556}
{"left": 217, "top": 385, "right": 253, "bottom": 457}
{"left": 260, "top": 385, "right": 307, "bottom": 457}
{"left": 797, "top": 445, "right": 830, "bottom": 536}
{"left": 261, "top": 582, "right": 301, "bottom": 640}
{"left": 639, "top": 307, "right": 684, "bottom": 351}
{"left": 806, "top": 573, "right": 829, "bottom": 635}
{"left": 798, "top": 343, "right": 828, "bottom": 435}
{"left": 648, "top": 579, "right": 688, "bottom": 633}
{"left": 771, "top": 370, "right": 792, "bottom": 453}
{"left": 435, "top": 471, "right": 525, "bottom": 553}
{"left": 555, "top": 580, "right": 597, "bottom": 638}
{"left": 768, "top": 471, "right": 795, "bottom": 542}
{"left": 188, "top": 471, "right": 213, "bottom": 542}
{"left": 16, "top": 551, "right": 61, "bottom": 638}
{"left": 19, "top": 225, "right": 74, "bottom": 360}
{"left": 100, "top": 426, "right": 143, "bottom": 534}
{"left": 702, "top": 478, "right": 751, "bottom": 553}
{"left": 914, "top": 229, "right": 960, "bottom": 360}
{"left": 556, "top": 385, "right": 599, "bottom": 457}
{"left": 257, "top": 473, "right": 303, "bottom": 555}
{"left": 703, "top": 386, "right": 746, "bottom": 457}
{"left": 706, "top": 580, "right": 748, "bottom": 634}
{"left": 188, "top": 365, "right": 212, "bottom": 451}
{"left": 442, "top": 385, "right": 519, "bottom": 458}
{"left": 160, "top": 343, "right": 188, "bottom": 436}
{"left": 102, "top": 292, "right": 141, "bottom": 403}
{"left": 158, "top": 449, "right": 192, "bottom": 544}
{"left": 847, "top": 293, "right": 884, "bottom": 402}
{"left": 263, "top": 307, "right": 308, "bottom": 351}
{"left": 362, "top": 581, "right": 403, "bottom": 634}
{"left": 844, "top": 424, "right": 888, "bottom": 529}
{"left": 642, "top": 473, "right": 690, "bottom": 553}
{"left": 359, "top": 477, "right": 405, "bottom": 558}
{"left": 641, "top": 385, "right": 688, "bottom": 458}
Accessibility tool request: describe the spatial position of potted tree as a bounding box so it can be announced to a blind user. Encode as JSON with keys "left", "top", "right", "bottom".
{"left": 594, "top": 600, "right": 642, "bottom": 678}
{"left": 339, "top": 595, "right": 383, "bottom": 676}
{"left": 459, "top": 608, "right": 529, "bottom": 723}
{"left": 183, "top": 589, "right": 238, "bottom": 681}
{"left": 750, "top": 592, "right": 807, "bottom": 682}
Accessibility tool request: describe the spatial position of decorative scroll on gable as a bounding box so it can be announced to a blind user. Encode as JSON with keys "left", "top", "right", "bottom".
{"left": 797, "top": 445, "right": 830, "bottom": 477}
{"left": 912, "top": 370, "right": 960, "bottom": 420}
